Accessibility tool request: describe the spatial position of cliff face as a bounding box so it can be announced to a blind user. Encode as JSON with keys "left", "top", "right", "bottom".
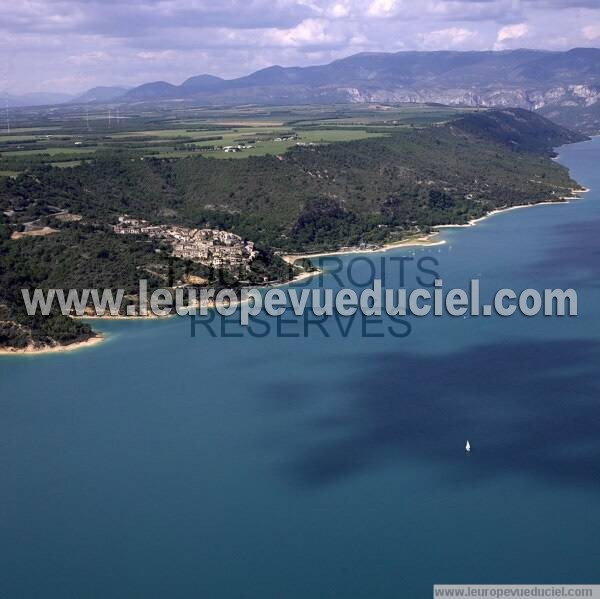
{"left": 334, "top": 84, "right": 600, "bottom": 111}
{"left": 326, "top": 84, "right": 599, "bottom": 133}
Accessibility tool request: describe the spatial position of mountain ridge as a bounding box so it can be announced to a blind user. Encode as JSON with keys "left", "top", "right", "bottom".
{"left": 7, "top": 48, "right": 600, "bottom": 132}
{"left": 115, "top": 48, "right": 600, "bottom": 132}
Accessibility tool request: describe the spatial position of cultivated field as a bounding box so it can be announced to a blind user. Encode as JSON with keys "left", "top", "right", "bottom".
{"left": 0, "top": 103, "right": 472, "bottom": 176}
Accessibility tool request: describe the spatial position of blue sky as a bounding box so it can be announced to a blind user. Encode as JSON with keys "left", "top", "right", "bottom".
{"left": 1, "top": 0, "right": 599, "bottom": 94}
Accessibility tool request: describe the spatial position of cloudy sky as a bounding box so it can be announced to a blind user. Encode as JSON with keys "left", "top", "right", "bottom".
{"left": 1, "top": 0, "right": 600, "bottom": 94}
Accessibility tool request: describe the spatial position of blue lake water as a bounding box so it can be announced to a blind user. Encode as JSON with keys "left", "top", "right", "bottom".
{"left": 2, "top": 138, "right": 600, "bottom": 598}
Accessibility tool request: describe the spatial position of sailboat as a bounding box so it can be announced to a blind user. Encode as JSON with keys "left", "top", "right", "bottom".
{"left": 465, "top": 440, "right": 471, "bottom": 453}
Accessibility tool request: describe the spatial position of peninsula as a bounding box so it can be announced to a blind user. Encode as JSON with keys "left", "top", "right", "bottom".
{"left": 0, "top": 107, "right": 587, "bottom": 352}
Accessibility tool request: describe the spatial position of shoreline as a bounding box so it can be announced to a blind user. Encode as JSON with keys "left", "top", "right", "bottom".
{"left": 283, "top": 188, "right": 590, "bottom": 262}
{"left": 0, "top": 333, "right": 105, "bottom": 356}
{"left": 436, "top": 189, "right": 589, "bottom": 230}
{"left": 1, "top": 185, "right": 590, "bottom": 354}
{"left": 274, "top": 265, "right": 324, "bottom": 286}
{"left": 75, "top": 311, "right": 166, "bottom": 321}
{"left": 282, "top": 233, "right": 445, "bottom": 264}
{"left": 75, "top": 267, "right": 324, "bottom": 321}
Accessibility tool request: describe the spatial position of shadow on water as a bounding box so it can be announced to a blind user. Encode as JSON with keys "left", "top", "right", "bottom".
{"left": 264, "top": 339, "right": 600, "bottom": 488}
{"left": 530, "top": 219, "right": 600, "bottom": 288}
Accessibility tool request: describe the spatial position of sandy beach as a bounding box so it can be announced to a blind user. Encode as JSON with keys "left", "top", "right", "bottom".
{"left": 282, "top": 233, "right": 445, "bottom": 265}
{"left": 276, "top": 266, "right": 323, "bottom": 285}
{"left": 284, "top": 188, "right": 591, "bottom": 264}
{"left": 0, "top": 333, "right": 105, "bottom": 356}
{"left": 436, "top": 188, "right": 589, "bottom": 230}
{"left": 74, "top": 311, "right": 166, "bottom": 320}
{"left": 73, "top": 266, "right": 323, "bottom": 321}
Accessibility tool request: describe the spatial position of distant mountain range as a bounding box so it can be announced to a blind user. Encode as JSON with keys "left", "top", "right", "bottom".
{"left": 71, "top": 87, "right": 130, "bottom": 104}
{"left": 7, "top": 48, "right": 600, "bottom": 131}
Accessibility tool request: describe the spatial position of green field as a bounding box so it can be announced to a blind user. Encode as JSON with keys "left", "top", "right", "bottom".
{"left": 0, "top": 103, "right": 472, "bottom": 174}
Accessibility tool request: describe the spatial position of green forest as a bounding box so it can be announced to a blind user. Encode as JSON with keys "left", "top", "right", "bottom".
{"left": 0, "top": 108, "right": 587, "bottom": 350}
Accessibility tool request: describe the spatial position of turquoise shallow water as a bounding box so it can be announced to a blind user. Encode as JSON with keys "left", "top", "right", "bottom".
{"left": 2, "top": 138, "right": 600, "bottom": 598}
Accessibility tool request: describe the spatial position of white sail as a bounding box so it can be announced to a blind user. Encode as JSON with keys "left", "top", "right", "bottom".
{"left": 465, "top": 440, "right": 471, "bottom": 452}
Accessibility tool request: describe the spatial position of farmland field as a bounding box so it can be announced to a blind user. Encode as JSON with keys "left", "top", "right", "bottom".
{"left": 0, "top": 103, "right": 471, "bottom": 174}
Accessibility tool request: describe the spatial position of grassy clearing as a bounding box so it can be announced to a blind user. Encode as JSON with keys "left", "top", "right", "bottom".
{"left": 209, "top": 130, "right": 385, "bottom": 159}
{"left": 151, "top": 127, "right": 387, "bottom": 159}
{"left": 50, "top": 160, "right": 84, "bottom": 168}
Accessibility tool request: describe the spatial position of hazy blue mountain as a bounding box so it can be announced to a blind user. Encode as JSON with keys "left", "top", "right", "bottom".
{"left": 71, "top": 86, "right": 129, "bottom": 104}
{"left": 122, "top": 81, "right": 178, "bottom": 101}
{"left": 117, "top": 48, "right": 600, "bottom": 132}
{"left": 180, "top": 74, "right": 225, "bottom": 93}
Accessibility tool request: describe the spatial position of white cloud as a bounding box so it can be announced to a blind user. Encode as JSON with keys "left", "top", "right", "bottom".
{"left": 266, "top": 18, "right": 344, "bottom": 48}
{"left": 497, "top": 23, "right": 529, "bottom": 42}
{"left": 366, "top": 0, "right": 398, "bottom": 18}
{"left": 494, "top": 22, "right": 529, "bottom": 49}
{"left": 582, "top": 24, "right": 600, "bottom": 40}
{"left": 329, "top": 3, "right": 350, "bottom": 18}
{"left": 2, "top": 1, "right": 600, "bottom": 93}
{"left": 419, "top": 27, "right": 479, "bottom": 49}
